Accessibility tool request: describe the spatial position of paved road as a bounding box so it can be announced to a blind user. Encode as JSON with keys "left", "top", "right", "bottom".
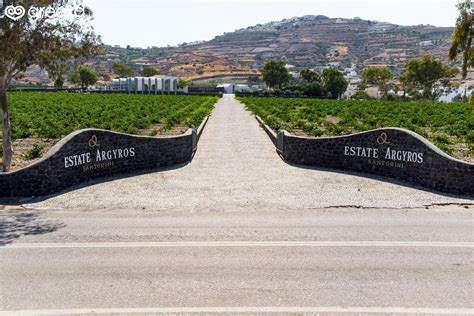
{"left": 0, "top": 206, "right": 473, "bottom": 315}
{"left": 22, "top": 94, "right": 473, "bottom": 211}
{"left": 1, "top": 95, "right": 473, "bottom": 315}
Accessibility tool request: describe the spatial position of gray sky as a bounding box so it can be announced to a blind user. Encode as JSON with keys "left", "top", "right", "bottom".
{"left": 85, "top": 0, "right": 459, "bottom": 48}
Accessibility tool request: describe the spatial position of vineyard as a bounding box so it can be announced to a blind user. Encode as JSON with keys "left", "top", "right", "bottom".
{"left": 1, "top": 92, "right": 218, "bottom": 169}
{"left": 6, "top": 92, "right": 218, "bottom": 139}
{"left": 238, "top": 97, "right": 474, "bottom": 161}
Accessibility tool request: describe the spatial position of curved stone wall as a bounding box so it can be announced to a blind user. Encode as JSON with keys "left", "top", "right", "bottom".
{"left": 0, "top": 128, "right": 195, "bottom": 198}
{"left": 277, "top": 128, "right": 474, "bottom": 196}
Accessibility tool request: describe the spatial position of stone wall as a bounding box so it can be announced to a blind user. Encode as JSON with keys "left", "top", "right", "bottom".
{"left": 277, "top": 128, "right": 474, "bottom": 196}
{"left": 0, "top": 128, "right": 195, "bottom": 198}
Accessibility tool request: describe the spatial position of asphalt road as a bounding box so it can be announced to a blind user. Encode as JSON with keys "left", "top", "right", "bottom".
{"left": 1, "top": 95, "right": 473, "bottom": 315}
{"left": 0, "top": 206, "right": 473, "bottom": 315}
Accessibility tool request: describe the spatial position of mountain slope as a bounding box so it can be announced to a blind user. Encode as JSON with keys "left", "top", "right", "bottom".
{"left": 91, "top": 16, "right": 456, "bottom": 81}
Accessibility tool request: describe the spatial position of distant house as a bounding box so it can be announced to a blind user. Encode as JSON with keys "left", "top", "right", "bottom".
{"left": 417, "top": 40, "right": 434, "bottom": 47}
{"left": 314, "top": 66, "right": 330, "bottom": 73}
{"left": 110, "top": 75, "right": 179, "bottom": 93}
{"left": 217, "top": 84, "right": 255, "bottom": 94}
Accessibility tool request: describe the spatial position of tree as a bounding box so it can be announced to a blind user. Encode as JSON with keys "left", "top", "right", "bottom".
{"left": 399, "top": 72, "right": 415, "bottom": 98}
{"left": 46, "top": 63, "right": 68, "bottom": 88}
{"left": 300, "top": 68, "right": 320, "bottom": 82}
{"left": 77, "top": 67, "right": 97, "bottom": 89}
{"left": 261, "top": 60, "right": 291, "bottom": 89}
{"left": 321, "top": 68, "right": 348, "bottom": 99}
{"left": 101, "top": 73, "right": 111, "bottom": 82}
{"left": 361, "top": 67, "right": 393, "bottom": 97}
{"left": 141, "top": 67, "right": 160, "bottom": 77}
{"left": 402, "top": 55, "right": 457, "bottom": 100}
{"left": 178, "top": 79, "right": 188, "bottom": 89}
{"left": 113, "top": 63, "right": 134, "bottom": 78}
{"left": 0, "top": 1, "right": 100, "bottom": 172}
{"left": 69, "top": 71, "right": 82, "bottom": 87}
{"left": 304, "top": 81, "right": 323, "bottom": 97}
{"left": 449, "top": 0, "right": 473, "bottom": 79}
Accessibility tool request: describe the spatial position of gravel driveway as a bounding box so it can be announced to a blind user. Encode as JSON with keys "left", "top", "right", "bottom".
{"left": 25, "top": 94, "right": 473, "bottom": 211}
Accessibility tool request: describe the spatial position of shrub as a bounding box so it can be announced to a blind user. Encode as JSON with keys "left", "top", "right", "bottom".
{"left": 381, "top": 93, "right": 401, "bottom": 101}
{"left": 24, "top": 144, "right": 45, "bottom": 160}
{"left": 304, "top": 81, "right": 323, "bottom": 97}
{"left": 351, "top": 91, "right": 372, "bottom": 100}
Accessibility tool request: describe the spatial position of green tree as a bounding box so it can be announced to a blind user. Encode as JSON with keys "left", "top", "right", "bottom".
{"left": 449, "top": 0, "right": 473, "bottom": 78}
{"left": 141, "top": 67, "right": 160, "bottom": 77}
{"left": 304, "top": 81, "right": 323, "bottom": 97}
{"left": 0, "top": 0, "right": 100, "bottom": 171}
{"left": 321, "top": 68, "right": 348, "bottom": 99}
{"left": 399, "top": 72, "right": 415, "bottom": 98}
{"left": 69, "top": 71, "right": 82, "bottom": 87}
{"left": 113, "top": 63, "right": 134, "bottom": 78}
{"left": 300, "top": 68, "right": 320, "bottom": 82}
{"left": 46, "top": 63, "right": 68, "bottom": 88}
{"left": 402, "top": 55, "right": 457, "bottom": 100}
{"left": 361, "top": 67, "right": 393, "bottom": 97}
{"left": 261, "top": 60, "right": 291, "bottom": 89}
{"left": 178, "top": 79, "right": 188, "bottom": 89}
{"left": 77, "top": 67, "right": 97, "bottom": 89}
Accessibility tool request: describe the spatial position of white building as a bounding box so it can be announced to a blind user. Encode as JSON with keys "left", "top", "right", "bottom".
{"left": 217, "top": 84, "right": 256, "bottom": 94}
{"left": 110, "top": 75, "right": 179, "bottom": 93}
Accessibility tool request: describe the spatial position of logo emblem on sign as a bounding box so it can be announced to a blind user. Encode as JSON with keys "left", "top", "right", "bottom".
{"left": 5, "top": 5, "right": 26, "bottom": 21}
{"left": 377, "top": 132, "right": 390, "bottom": 145}
{"left": 88, "top": 135, "right": 98, "bottom": 148}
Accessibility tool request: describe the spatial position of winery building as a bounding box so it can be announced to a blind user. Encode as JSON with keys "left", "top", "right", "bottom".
{"left": 110, "top": 75, "right": 179, "bottom": 93}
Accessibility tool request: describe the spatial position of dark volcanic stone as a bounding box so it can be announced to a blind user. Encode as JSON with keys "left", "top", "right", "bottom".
{"left": 0, "top": 128, "right": 195, "bottom": 198}
{"left": 279, "top": 128, "right": 474, "bottom": 196}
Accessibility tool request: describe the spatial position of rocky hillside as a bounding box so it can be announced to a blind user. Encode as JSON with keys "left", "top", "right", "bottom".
{"left": 18, "top": 15, "right": 456, "bottom": 84}
{"left": 135, "top": 16, "right": 452, "bottom": 80}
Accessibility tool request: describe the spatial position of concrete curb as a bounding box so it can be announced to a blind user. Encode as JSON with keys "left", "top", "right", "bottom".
{"left": 255, "top": 115, "right": 277, "bottom": 147}
{"left": 197, "top": 116, "right": 210, "bottom": 141}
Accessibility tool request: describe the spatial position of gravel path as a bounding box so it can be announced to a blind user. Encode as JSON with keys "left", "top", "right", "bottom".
{"left": 26, "top": 95, "right": 472, "bottom": 211}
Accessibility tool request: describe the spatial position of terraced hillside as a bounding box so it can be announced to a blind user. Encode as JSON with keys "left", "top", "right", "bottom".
{"left": 98, "top": 16, "right": 453, "bottom": 80}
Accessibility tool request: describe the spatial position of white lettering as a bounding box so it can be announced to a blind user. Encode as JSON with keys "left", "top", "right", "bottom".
{"left": 418, "top": 153, "right": 424, "bottom": 163}
{"left": 64, "top": 146, "right": 136, "bottom": 169}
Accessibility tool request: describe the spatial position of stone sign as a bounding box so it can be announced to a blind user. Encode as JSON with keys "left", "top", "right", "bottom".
{"left": 277, "top": 128, "right": 474, "bottom": 195}
{"left": 0, "top": 128, "right": 196, "bottom": 198}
